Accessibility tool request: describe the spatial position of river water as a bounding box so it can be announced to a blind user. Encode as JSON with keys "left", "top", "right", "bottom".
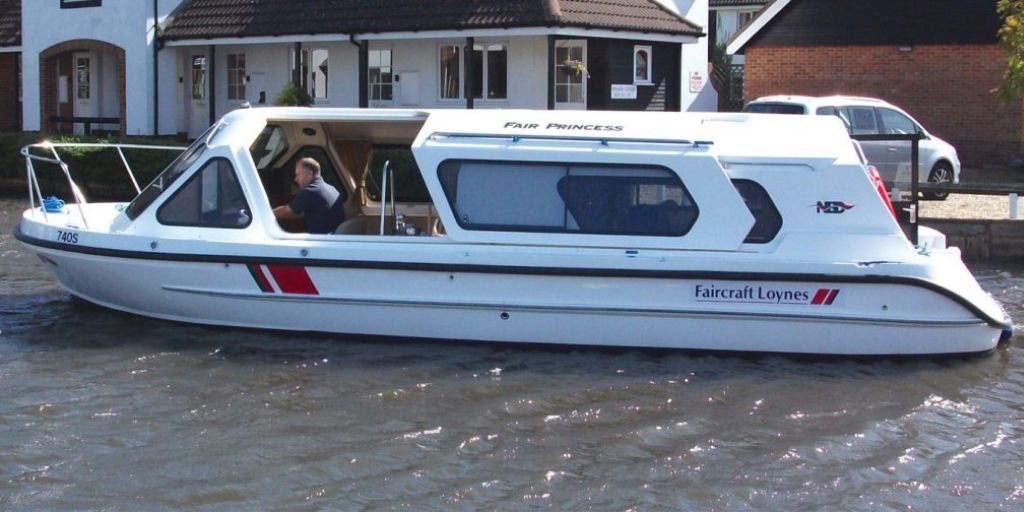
{"left": 1, "top": 197, "right": 1022, "bottom": 511}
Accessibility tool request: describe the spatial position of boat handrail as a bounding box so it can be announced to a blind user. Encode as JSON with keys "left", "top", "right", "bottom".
{"left": 378, "top": 159, "right": 390, "bottom": 235}
{"left": 428, "top": 132, "right": 714, "bottom": 147}
{"left": 21, "top": 141, "right": 185, "bottom": 229}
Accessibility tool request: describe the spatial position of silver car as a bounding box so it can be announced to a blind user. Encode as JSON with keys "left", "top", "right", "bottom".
{"left": 744, "top": 95, "right": 960, "bottom": 199}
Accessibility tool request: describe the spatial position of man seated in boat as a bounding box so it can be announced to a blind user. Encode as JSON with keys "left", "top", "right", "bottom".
{"left": 272, "top": 157, "right": 346, "bottom": 234}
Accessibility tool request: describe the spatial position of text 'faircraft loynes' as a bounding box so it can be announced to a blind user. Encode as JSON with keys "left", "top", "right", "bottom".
{"left": 15, "top": 108, "right": 1013, "bottom": 355}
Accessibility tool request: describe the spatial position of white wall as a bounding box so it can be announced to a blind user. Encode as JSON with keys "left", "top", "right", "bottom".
{"left": 370, "top": 36, "right": 548, "bottom": 110}
{"left": 22, "top": 0, "right": 186, "bottom": 134}
{"left": 652, "top": 0, "right": 716, "bottom": 112}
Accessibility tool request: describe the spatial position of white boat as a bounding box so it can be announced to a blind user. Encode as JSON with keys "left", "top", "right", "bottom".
{"left": 15, "top": 108, "right": 1013, "bottom": 355}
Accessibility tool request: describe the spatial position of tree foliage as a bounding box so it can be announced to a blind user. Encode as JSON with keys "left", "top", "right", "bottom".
{"left": 998, "top": 0, "right": 1024, "bottom": 99}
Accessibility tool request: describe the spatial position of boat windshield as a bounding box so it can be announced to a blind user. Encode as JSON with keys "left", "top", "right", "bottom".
{"left": 124, "top": 124, "right": 218, "bottom": 220}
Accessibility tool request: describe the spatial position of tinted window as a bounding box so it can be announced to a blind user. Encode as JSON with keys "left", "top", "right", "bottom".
{"left": 249, "top": 125, "right": 289, "bottom": 172}
{"left": 877, "top": 108, "right": 917, "bottom": 135}
{"left": 732, "top": 179, "right": 781, "bottom": 244}
{"left": 743, "top": 102, "right": 806, "bottom": 114}
{"left": 125, "top": 123, "right": 215, "bottom": 220}
{"left": 367, "top": 146, "right": 431, "bottom": 202}
{"left": 157, "top": 158, "right": 251, "bottom": 229}
{"left": 438, "top": 160, "right": 697, "bottom": 236}
{"left": 845, "top": 106, "right": 879, "bottom": 135}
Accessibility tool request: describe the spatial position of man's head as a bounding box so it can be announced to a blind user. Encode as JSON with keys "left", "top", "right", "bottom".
{"left": 293, "top": 157, "right": 322, "bottom": 188}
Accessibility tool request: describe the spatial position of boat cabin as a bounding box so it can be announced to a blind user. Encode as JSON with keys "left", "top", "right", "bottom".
{"left": 119, "top": 107, "right": 895, "bottom": 255}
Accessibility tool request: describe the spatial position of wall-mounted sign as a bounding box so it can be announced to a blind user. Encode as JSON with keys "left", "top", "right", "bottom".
{"left": 611, "top": 84, "right": 637, "bottom": 100}
{"left": 689, "top": 71, "right": 703, "bottom": 93}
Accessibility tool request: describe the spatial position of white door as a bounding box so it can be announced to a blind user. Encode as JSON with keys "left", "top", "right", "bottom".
{"left": 554, "top": 40, "right": 586, "bottom": 110}
{"left": 399, "top": 71, "right": 420, "bottom": 106}
{"left": 187, "top": 54, "right": 209, "bottom": 137}
{"left": 72, "top": 52, "right": 96, "bottom": 134}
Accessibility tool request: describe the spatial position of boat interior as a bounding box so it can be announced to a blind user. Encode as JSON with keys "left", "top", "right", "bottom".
{"left": 251, "top": 117, "right": 440, "bottom": 236}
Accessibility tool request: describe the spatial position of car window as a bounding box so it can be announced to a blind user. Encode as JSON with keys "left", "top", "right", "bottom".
{"left": 877, "top": 108, "right": 918, "bottom": 135}
{"left": 743, "top": 102, "right": 806, "bottom": 114}
{"left": 846, "top": 106, "right": 879, "bottom": 135}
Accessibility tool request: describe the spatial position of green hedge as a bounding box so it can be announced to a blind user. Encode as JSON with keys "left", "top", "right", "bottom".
{"left": 1, "top": 133, "right": 185, "bottom": 201}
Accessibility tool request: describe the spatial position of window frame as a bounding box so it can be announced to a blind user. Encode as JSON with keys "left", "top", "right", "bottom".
{"left": 633, "top": 45, "right": 653, "bottom": 85}
{"left": 438, "top": 42, "right": 509, "bottom": 101}
{"left": 368, "top": 49, "right": 394, "bottom": 104}
{"left": 437, "top": 159, "right": 698, "bottom": 237}
{"left": 156, "top": 157, "right": 253, "bottom": 229}
{"left": 301, "top": 48, "right": 329, "bottom": 102}
{"left": 191, "top": 55, "right": 207, "bottom": 100}
{"left": 226, "top": 53, "right": 246, "bottom": 102}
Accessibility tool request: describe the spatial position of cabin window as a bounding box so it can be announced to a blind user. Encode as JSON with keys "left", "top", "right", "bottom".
{"left": 732, "top": 179, "right": 781, "bottom": 244}
{"left": 438, "top": 160, "right": 697, "bottom": 236}
{"left": 125, "top": 123, "right": 216, "bottom": 220}
{"left": 157, "top": 158, "right": 251, "bottom": 229}
{"left": 281, "top": 147, "right": 344, "bottom": 194}
{"left": 249, "top": 125, "right": 290, "bottom": 173}
{"left": 227, "top": 54, "right": 246, "bottom": 101}
{"left": 368, "top": 49, "right": 393, "bottom": 102}
{"left": 366, "top": 146, "right": 431, "bottom": 202}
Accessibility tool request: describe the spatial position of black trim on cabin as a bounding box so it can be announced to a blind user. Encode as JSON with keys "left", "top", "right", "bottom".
{"left": 14, "top": 227, "right": 1011, "bottom": 330}
{"left": 746, "top": 0, "right": 999, "bottom": 49}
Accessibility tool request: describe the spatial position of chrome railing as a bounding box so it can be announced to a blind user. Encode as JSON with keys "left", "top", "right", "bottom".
{"left": 21, "top": 142, "right": 184, "bottom": 229}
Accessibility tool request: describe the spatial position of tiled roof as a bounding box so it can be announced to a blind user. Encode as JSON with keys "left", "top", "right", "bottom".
{"left": 710, "top": 0, "right": 768, "bottom": 7}
{"left": 160, "top": 0, "right": 703, "bottom": 41}
{"left": 0, "top": 0, "right": 21, "bottom": 47}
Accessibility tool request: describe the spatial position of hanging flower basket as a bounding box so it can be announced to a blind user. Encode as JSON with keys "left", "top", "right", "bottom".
{"left": 563, "top": 59, "right": 589, "bottom": 78}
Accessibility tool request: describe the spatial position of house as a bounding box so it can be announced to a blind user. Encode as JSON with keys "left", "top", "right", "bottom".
{"left": 727, "top": 0, "right": 1011, "bottom": 166}
{"left": 707, "top": 0, "right": 767, "bottom": 109}
{"left": 0, "top": 0, "right": 20, "bottom": 132}
{"left": 18, "top": 0, "right": 716, "bottom": 138}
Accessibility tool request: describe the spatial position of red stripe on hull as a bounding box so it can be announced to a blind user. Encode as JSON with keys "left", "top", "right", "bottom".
{"left": 811, "top": 289, "right": 829, "bottom": 305}
{"left": 266, "top": 265, "right": 320, "bottom": 295}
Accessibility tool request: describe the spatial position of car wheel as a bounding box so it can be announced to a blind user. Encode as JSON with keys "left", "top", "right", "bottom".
{"left": 923, "top": 162, "right": 953, "bottom": 201}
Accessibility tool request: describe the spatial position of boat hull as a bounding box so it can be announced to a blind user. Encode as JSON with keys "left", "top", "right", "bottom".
{"left": 22, "top": 240, "right": 1004, "bottom": 356}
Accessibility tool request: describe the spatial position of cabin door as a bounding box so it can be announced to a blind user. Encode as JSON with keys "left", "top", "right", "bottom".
{"left": 72, "top": 52, "right": 96, "bottom": 135}
{"left": 554, "top": 40, "right": 586, "bottom": 110}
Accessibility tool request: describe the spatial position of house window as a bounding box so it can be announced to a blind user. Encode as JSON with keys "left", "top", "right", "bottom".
{"left": 61, "top": 0, "right": 102, "bottom": 8}
{"left": 440, "top": 43, "right": 509, "bottom": 100}
{"left": 301, "top": 49, "right": 329, "bottom": 101}
{"left": 737, "top": 10, "right": 756, "bottom": 30}
{"left": 554, "top": 42, "right": 585, "bottom": 104}
{"left": 75, "top": 57, "right": 90, "bottom": 100}
{"left": 192, "top": 56, "right": 206, "bottom": 100}
{"left": 634, "top": 45, "right": 652, "bottom": 85}
{"left": 471, "top": 43, "right": 508, "bottom": 100}
{"left": 227, "top": 54, "right": 246, "bottom": 101}
{"left": 368, "top": 49, "right": 393, "bottom": 102}
{"left": 439, "top": 45, "right": 461, "bottom": 99}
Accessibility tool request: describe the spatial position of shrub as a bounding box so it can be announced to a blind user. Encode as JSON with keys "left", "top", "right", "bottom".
{"left": 275, "top": 82, "right": 313, "bottom": 107}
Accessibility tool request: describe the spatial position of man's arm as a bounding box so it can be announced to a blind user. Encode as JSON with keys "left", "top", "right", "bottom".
{"left": 273, "top": 204, "right": 302, "bottom": 220}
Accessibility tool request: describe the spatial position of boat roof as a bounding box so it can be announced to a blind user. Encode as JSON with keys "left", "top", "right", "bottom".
{"left": 218, "top": 107, "right": 857, "bottom": 168}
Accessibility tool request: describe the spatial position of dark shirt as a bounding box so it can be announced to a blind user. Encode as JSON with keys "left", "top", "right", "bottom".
{"left": 288, "top": 176, "right": 345, "bottom": 234}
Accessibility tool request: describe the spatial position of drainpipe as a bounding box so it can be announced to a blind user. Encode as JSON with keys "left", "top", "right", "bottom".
{"left": 464, "top": 37, "right": 474, "bottom": 109}
{"left": 208, "top": 45, "right": 216, "bottom": 126}
{"left": 349, "top": 34, "right": 367, "bottom": 108}
{"left": 292, "top": 42, "right": 302, "bottom": 87}
{"left": 153, "top": 0, "right": 159, "bottom": 136}
{"left": 547, "top": 36, "right": 555, "bottom": 110}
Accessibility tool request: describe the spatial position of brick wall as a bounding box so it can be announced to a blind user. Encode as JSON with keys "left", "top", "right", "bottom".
{"left": 0, "top": 53, "right": 19, "bottom": 132}
{"left": 744, "top": 44, "right": 1022, "bottom": 167}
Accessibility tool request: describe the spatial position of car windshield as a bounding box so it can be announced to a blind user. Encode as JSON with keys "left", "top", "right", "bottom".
{"left": 124, "top": 123, "right": 219, "bottom": 220}
{"left": 743, "top": 102, "right": 806, "bottom": 114}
